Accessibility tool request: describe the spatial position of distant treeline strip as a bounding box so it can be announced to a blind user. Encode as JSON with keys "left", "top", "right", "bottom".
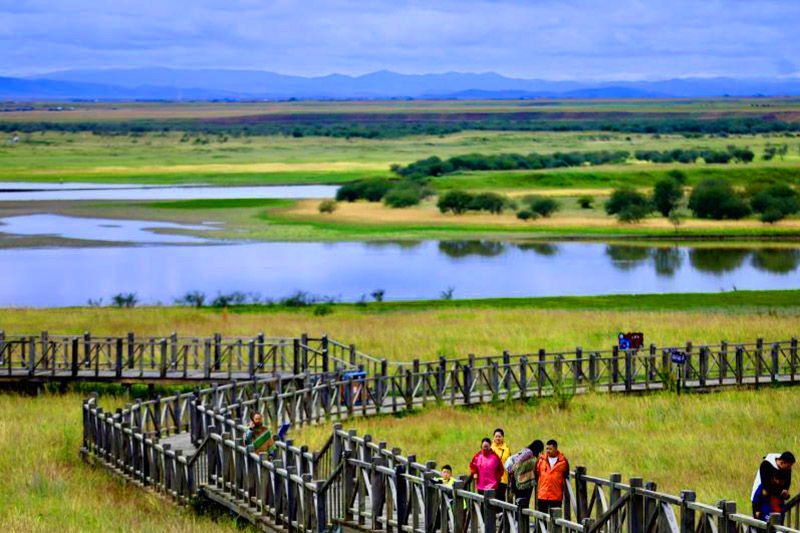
{"left": 2, "top": 113, "right": 800, "bottom": 138}
{"left": 395, "top": 146, "right": 755, "bottom": 178}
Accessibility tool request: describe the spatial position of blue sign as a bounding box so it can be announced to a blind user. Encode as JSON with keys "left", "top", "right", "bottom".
{"left": 670, "top": 351, "right": 687, "bottom": 365}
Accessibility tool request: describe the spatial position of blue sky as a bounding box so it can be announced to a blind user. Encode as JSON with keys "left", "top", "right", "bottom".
{"left": 1, "top": 0, "right": 798, "bottom": 79}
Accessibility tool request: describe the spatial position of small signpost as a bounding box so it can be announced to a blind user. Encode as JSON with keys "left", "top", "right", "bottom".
{"left": 670, "top": 349, "right": 687, "bottom": 395}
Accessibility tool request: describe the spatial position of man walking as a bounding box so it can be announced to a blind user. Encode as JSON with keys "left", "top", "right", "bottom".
{"left": 535, "top": 439, "right": 569, "bottom": 513}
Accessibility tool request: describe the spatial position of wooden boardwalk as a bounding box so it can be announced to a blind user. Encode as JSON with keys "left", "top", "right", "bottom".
{"left": 75, "top": 332, "right": 800, "bottom": 532}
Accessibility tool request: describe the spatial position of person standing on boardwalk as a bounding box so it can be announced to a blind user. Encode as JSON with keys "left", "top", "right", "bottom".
{"left": 245, "top": 413, "right": 275, "bottom": 454}
{"left": 535, "top": 439, "right": 569, "bottom": 513}
{"left": 752, "top": 451, "right": 795, "bottom": 520}
{"left": 507, "top": 439, "right": 544, "bottom": 506}
{"left": 469, "top": 437, "right": 504, "bottom": 494}
{"left": 491, "top": 428, "right": 512, "bottom": 501}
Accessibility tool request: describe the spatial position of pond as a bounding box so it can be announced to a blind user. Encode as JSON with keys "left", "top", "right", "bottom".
{"left": 0, "top": 182, "right": 339, "bottom": 201}
{"left": 0, "top": 214, "right": 217, "bottom": 244}
{"left": 0, "top": 240, "right": 798, "bottom": 307}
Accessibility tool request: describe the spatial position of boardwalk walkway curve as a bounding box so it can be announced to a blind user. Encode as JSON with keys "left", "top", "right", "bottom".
{"left": 78, "top": 334, "right": 800, "bottom": 533}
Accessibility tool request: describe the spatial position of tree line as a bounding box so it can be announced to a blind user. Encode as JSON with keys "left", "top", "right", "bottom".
{"left": 394, "top": 146, "right": 756, "bottom": 179}
{"left": 2, "top": 115, "right": 800, "bottom": 139}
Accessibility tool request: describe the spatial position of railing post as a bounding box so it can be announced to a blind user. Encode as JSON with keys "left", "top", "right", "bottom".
{"left": 699, "top": 347, "right": 708, "bottom": 387}
{"left": 680, "top": 490, "right": 696, "bottom": 533}
{"left": 575, "top": 465, "right": 588, "bottom": 520}
{"left": 115, "top": 337, "right": 123, "bottom": 378}
{"left": 203, "top": 339, "right": 211, "bottom": 379}
{"left": 735, "top": 346, "right": 744, "bottom": 385}
{"left": 538, "top": 349, "right": 546, "bottom": 394}
{"left": 423, "top": 461, "right": 437, "bottom": 533}
{"left": 649, "top": 343, "right": 657, "bottom": 382}
{"left": 71, "top": 337, "right": 79, "bottom": 377}
{"left": 301, "top": 333, "right": 309, "bottom": 372}
{"left": 484, "top": 489, "right": 497, "bottom": 533}
{"left": 248, "top": 340, "right": 256, "bottom": 378}
{"left": 609, "top": 473, "right": 622, "bottom": 532}
{"left": 350, "top": 344, "right": 357, "bottom": 367}
{"left": 624, "top": 349, "right": 633, "bottom": 392}
{"left": 612, "top": 345, "right": 620, "bottom": 384}
{"left": 766, "top": 513, "right": 781, "bottom": 533}
{"left": 170, "top": 332, "right": 178, "bottom": 371}
{"left": 756, "top": 337, "right": 764, "bottom": 386}
{"left": 127, "top": 332, "right": 135, "bottom": 369}
{"left": 791, "top": 338, "right": 798, "bottom": 381}
{"left": 293, "top": 338, "right": 300, "bottom": 375}
{"left": 371, "top": 457, "right": 387, "bottom": 531}
{"left": 576, "top": 347, "right": 583, "bottom": 383}
{"left": 83, "top": 331, "right": 91, "bottom": 369}
{"left": 438, "top": 357, "right": 446, "bottom": 398}
{"left": 463, "top": 359, "right": 472, "bottom": 405}
{"left": 453, "top": 478, "right": 467, "bottom": 533}
{"left": 315, "top": 480, "right": 327, "bottom": 533}
{"left": 685, "top": 341, "right": 693, "bottom": 384}
{"left": 589, "top": 352, "right": 597, "bottom": 385}
{"left": 40, "top": 331, "right": 48, "bottom": 370}
{"left": 160, "top": 338, "right": 168, "bottom": 378}
{"left": 519, "top": 357, "right": 528, "bottom": 400}
{"left": 549, "top": 506, "right": 562, "bottom": 533}
{"left": 214, "top": 333, "right": 221, "bottom": 371}
{"left": 718, "top": 500, "right": 737, "bottom": 533}
{"left": 720, "top": 341, "right": 728, "bottom": 383}
{"left": 628, "top": 478, "right": 643, "bottom": 533}
{"left": 771, "top": 343, "right": 779, "bottom": 383}
{"left": 321, "top": 335, "right": 329, "bottom": 374}
{"left": 257, "top": 332, "right": 264, "bottom": 370}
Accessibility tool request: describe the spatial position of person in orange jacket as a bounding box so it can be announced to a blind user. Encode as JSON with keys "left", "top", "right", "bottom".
{"left": 535, "top": 439, "right": 569, "bottom": 513}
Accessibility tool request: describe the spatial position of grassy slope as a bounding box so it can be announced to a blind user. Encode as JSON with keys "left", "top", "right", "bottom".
{"left": 295, "top": 388, "right": 800, "bottom": 512}
{"left": 2, "top": 290, "right": 799, "bottom": 361}
{"left": 0, "top": 392, "right": 248, "bottom": 533}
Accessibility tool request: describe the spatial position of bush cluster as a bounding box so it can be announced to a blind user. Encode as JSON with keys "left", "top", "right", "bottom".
{"left": 688, "top": 180, "right": 751, "bottom": 220}
{"left": 605, "top": 187, "right": 654, "bottom": 223}
{"left": 335, "top": 178, "right": 428, "bottom": 208}
{"left": 437, "top": 191, "right": 513, "bottom": 215}
{"left": 634, "top": 146, "right": 754, "bottom": 164}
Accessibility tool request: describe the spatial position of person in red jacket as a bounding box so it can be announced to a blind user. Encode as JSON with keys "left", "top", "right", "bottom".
{"left": 535, "top": 439, "right": 569, "bottom": 513}
{"left": 469, "top": 437, "right": 504, "bottom": 494}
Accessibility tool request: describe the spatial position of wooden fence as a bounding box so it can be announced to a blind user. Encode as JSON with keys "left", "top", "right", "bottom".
{"left": 0, "top": 331, "right": 383, "bottom": 382}
{"left": 4, "top": 332, "right": 798, "bottom": 395}
{"left": 82, "top": 397, "right": 800, "bottom": 533}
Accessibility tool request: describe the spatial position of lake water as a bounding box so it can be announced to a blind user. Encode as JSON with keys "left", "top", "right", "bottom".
{"left": 0, "top": 240, "right": 798, "bottom": 307}
{"left": 0, "top": 183, "right": 339, "bottom": 201}
{"left": 0, "top": 214, "right": 217, "bottom": 244}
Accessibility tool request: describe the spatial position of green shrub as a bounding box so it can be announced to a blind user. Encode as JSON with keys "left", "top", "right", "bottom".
{"left": 688, "top": 179, "right": 751, "bottom": 220}
{"left": 383, "top": 187, "right": 422, "bottom": 208}
{"left": 760, "top": 208, "right": 785, "bottom": 224}
{"left": 335, "top": 178, "right": 393, "bottom": 202}
{"left": 750, "top": 183, "right": 799, "bottom": 217}
{"left": 529, "top": 197, "right": 560, "bottom": 217}
{"left": 516, "top": 210, "right": 536, "bottom": 221}
{"left": 605, "top": 187, "right": 653, "bottom": 221}
{"left": 469, "top": 192, "right": 509, "bottom": 214}
{"left": 318, "top": 199, "right": 338, "bottom": 214}
{"left": 577, "top": 195, "right": 594, "bottom": 209}
{"left": 617, "top": 204, "right": 651, "bottom": 224}
{"left": 437, "top": 191, "right": 474, "bottom": 214}
{"left": 651, "top": 178, "right": 684, "bottom": 217}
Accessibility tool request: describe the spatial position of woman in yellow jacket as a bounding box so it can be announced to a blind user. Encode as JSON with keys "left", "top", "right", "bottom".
{"left": 491, "top": 428, "right": 512, "bottom": 501}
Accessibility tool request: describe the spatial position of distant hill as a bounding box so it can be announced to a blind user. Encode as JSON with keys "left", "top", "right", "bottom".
{"left": 0, "top": 68, "right": 799, "bottom": 100}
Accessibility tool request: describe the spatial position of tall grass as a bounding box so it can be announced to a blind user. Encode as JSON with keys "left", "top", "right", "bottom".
{"left": 1, "top": 302, "right": 798, "bottom": 362}
{"left": 0, "top": 392, "right": 249, "bottom": 532}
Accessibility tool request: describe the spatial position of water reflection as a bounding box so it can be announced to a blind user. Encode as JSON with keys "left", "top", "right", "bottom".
{"left": 605, "top": 245, "right": 650, "bottom": 270}
{"left": 689, "top": 248, "right": 751, "bottom": 274}
{"left": 439, "top": 240, "right": 505, "bottom": 258}
{"left": 603, "top": 245, "right": 800, "bottom": 276}
{"left": 751, "top": 249, "right": 800, "bottom": 274}
{"left": 652, "top": 248, "right": 683, "bottom": 277}
{"left": 517, "top": 243, "right": 560, "bottom": 256}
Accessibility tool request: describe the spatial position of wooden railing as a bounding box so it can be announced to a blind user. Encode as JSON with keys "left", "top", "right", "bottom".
{"left": 81, "top": 398, "right": 800, "bottom": 533}
{"left": 0, "top": 331, "right": 374, "bottom": 381}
